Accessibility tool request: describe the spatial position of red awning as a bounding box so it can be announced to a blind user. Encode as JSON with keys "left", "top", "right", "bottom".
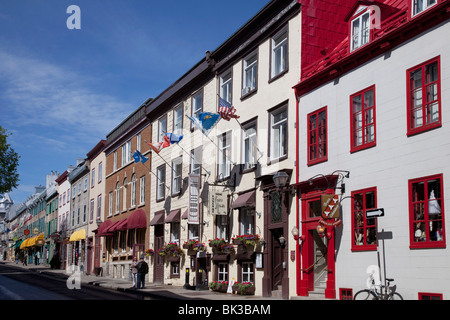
{"left": 149, "top": 210, "right": 165, "bottom": 226}
{"left": 182, "top": 208, "right": 189, "bottom": 220}
{"left": 165, "top": 209, "right": 181, "bottom": 223}
{"left": 127, "top": 209, "right": 147, "bottom": 229}
{"left": 114, "top": 218, "right": 128, "bottom": 231}
{"left": 104, "top": 221, "right": 121, "bottom": 234}
{"left": 97, "top": 220, "right": 112, "bottom": 237}
{"left": 231, "top": 190, "right": 256, "bottom": 209}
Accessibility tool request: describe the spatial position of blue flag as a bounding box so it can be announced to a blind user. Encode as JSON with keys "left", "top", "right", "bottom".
{"left": 165, "top": 132, "right": 183, "bottom": 144}
{"left": 187, "top": 112, "right": 221, "bottom": 136}
{"left": 133, "top": 150, "right": 148, "bottom": 164}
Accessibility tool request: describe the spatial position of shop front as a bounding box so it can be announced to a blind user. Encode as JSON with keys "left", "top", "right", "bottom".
{"left": 293, "top": 173, "right": 346, "bottom": 299}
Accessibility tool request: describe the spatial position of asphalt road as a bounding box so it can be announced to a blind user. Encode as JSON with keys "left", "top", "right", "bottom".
{"left": 0, "top": 263, "right": 143, "bottom": 300}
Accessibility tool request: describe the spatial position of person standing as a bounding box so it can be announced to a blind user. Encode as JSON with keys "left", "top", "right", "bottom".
{"left": 130, "top": 258, "right": 138, "bottom": 288}
{"left": 136, "top": 255, "right": 148, "bottom": 289}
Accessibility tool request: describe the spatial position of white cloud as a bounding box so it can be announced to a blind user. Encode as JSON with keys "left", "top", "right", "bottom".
{"left": 0, "top": 50, "right": 132, "bottom": 143}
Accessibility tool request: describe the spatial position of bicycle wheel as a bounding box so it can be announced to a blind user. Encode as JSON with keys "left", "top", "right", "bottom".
{"left": 354, "top": 289, "right": 378, "bottom": 300}
{"left": 388, "top": 292, "right": 403, "bottom": 300}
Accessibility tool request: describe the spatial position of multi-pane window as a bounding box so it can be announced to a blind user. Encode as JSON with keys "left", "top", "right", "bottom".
{"left": 351, "top": 10, "right": 370, "bottom": 51}
{"left": 351, "top": 86, "right": 376, "bottom": 152}
{"left": 90, "top": 199, "right": 94, "bottom": 222}
{"left": 271, "top": 28, "right": 288, "bottom": 79}
{"left": 171, "top": 222, "right": 180, "bottom": 245}
{"left": 218, "top": 263, "right": 228, "bottom": 282}
{"left": 407, "top": 57, "right": 441, "bottom": 135}
{"left": 115, "top": 182, "right": 120, "bottom": 213}
{"left": 122, "top": 140, "right": 131, "bottom": 166}
{"left": 97, "top": 194, "right": 102, "bottom": 220}
{"left": 191, "top": 90, "right": 203, "bottom": 129}
{"left": 218, "top": 131, "right": 231, "bottom": 179}
{"left": 91, "top": 168, "right": 95, "bottom": 187}
{"left": 242, "top": 262, "right": 254, "bottom": 283}
{"left": 409, "top": 174, "right": 445, "bottom": 248}
{"left": 156, "top": 165, "right": 166, "bottom": 201}
{"left": 173, "top": 105, "right": 183, "bottom": 135}
{"left": 269, "top": 105, "right": 288, "bottom": 162}
{"left": 139, "top": 176, "right": 145, "bottom": 205}
{"left": 242, "top": 52, "right": 257, "bottom": 96}
{"left": 220, "top": 71, "right": 232, "bottom": 104}
{"left": 242, "top": 121, "right": 257, "bottom": 171}
{"left": 172, "top": 157, "right": 182, "bottom": 195}
{"left": 352, "top": 187, "right": 377, "bottom": 251}
{"left": 131, "top": 175, "right": 136, "bottom": 207}
{"left": 412, "top": 0, "right": 437, "bottom": 16}
{"left": 190, "top": 147, "right": 202, "bottom": 176}
{"left": 108, "top": 191, "right": 113, "bottom": 216}
{"left": 158, "top": 115, "right": 167, "bottom": 142}
{"left": 240, "top": 208, "right": 255, "bottom": 235}
{"left": 216, "top": 215, "right": 228, "bottom": 240}
{"left": 307, "top": 107, "right": 327, "bottom": 165}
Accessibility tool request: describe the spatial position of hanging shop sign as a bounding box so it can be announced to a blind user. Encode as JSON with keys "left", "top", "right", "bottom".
{"left": 24, "top": 229, "right": 30, "bottom": 236}
{"left": 321, "top": 194, "right": 340, "bottom": 219}
{"left": 188, "top": 174, "right": 200, "bottom": 224}
{"left": 209, "top": 189, "right": 228, "bottom": 215}
{"left": 33, "top": 227, "right": 40, "bottom": 235}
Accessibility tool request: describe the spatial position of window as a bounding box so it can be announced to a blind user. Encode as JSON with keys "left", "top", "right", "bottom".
{"left": 131, "top": 174, "right": 136, "bottom": 208}
{"left": 351, "top": 10, "right": 370, "bottom": 51}
{"left": 190, "top": 147, "right": 202, "bottom": 176}
{"left": 407, "top": 57, "right": 441, "bottom": 135}
{"left": 269, "top": 105, "right": 288, "bottom": 162}
{"left": 271, "top": 28, "right": 288, "bottom": 79}
{"left": 173, "top": 104, "right": 183, "bottom": 135}
{"left": 78, "top": 182, "right": 81, "bottom": 195}
{"left": 351, "top": 86, "right": 376, "bottom": 152}
{"left": 308, "top": 107, "right": 327, "bottom": 165}
{"left": 240, "top": 208, "right": 255, "bottom": 235}
{"left": 98, "top": 162, "right": 102, "bottom": 183}
{"left": 90, "top": 199, "right": 94, "bottom": 222}
{"left": 216, "top": 215, "right": 228, "bottom": 240}
{"left": 139, "top": 176, "right": 145, "bottom": 205}
{"left": 113, "top": 151, "right": 117, "bottom": 171}
{"left": 156, "top": 165, "right": 166, "bottom": 201}
{"left": 409, "top": 174, "right": 445, "bottom": 248}
{"left": 412, "top": 0, "right": 437, "bottom": 16}
{"left": 158, "top": 115, "right": 167, "bottom": 142}
{"left": 172, "top": 157, "right": 182, "bottom": 195}
{"left": 84, "top": 177, "right": 88, "bottom": 191}
{"left": 108, "top": 191, "right": 113, "bottom": 216}
{"left": 418, "top": 292, "right": 443, "bottom": 300}
{"left": 242, "top": 120, "right": 257, "bottom": 171}
{"left": 191, "top": 90, "right": 203, "bottom": 129}
{"left": 171, "top": 222, "right": 180, "bottom": 245}
{"left": 241, "top": 262, "right": 254, "bottom": 283}
{"left": 340, "top": 288, "right": 353, "bottom": 300}
{"left": 218, "top": 263, "right": 228, "bottom": 282}
{"left": 188, "top": 224, "right": 199, "bottom": 241}
{"left": 97, "top": 194, "right": 102, "bottom": 220}
{"left": 91, "top": 168, "right": 95, "bottom": 188}
{"left": 218, "top": 131, "right": 231, "bottom": 179}
{"left": 122, "top": 178, "right": 127, "bottom": 211}
{"left": 115, "top": 182, "right": 120, "bottom": 214}
{"left": 220, "top": 71, "right": 232, "bottom": 103}
{"left": 242, "top": 51, "right": 258, "bottom": 96}
{"left": 352, "top": 187, "right": 377, "bottom": 251}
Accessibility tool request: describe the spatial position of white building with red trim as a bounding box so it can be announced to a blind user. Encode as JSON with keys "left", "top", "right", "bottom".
{"left": 293, "top": 0, "right": 450, "bottom": 300}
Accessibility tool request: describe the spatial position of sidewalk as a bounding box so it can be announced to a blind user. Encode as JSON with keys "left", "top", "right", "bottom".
{"left": 2, "top": 261, "right": 295, "bottom": 300}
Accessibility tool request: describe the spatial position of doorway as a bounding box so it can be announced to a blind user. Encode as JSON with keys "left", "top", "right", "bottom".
{"left": 271, "top": 228, "right": 284, "bottom": 290}
{"left": 312, "top": 229, "right": 327, "bottom": 291}
{"left": 153, "top": 225, "right": 164, "bottom": 283}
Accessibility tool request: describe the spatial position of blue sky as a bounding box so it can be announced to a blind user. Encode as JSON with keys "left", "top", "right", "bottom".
{"left": 0, "top": 0, "right": 269, "bottom": 205}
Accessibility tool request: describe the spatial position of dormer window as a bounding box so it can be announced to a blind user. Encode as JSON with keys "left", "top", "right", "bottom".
{"left": 412, "top": 0, "right": 437, "bottom": 16}
{"left": 351, "top": 9, "right": 370, "bottom": 51}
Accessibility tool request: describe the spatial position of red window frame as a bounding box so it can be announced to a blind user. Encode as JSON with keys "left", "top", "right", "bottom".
{"left": 351, "top": 187, "right": 377, "bottom": 251}
{"left": 406, "top": 56, "right": 441, "bottom": 136}
{"left": 307, "top": 106, "right": 327, "bottom": 166}
{"left": 418, "top": 292, "right": 443, "bottom": 300}
{"left": 350, "top": 85, "right": 376, "bottom": 152}
{"left": 408, "top": 174, "right": 445, "bottom": 249}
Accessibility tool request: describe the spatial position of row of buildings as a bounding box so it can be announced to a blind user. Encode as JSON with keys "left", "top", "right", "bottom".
{"left": 1, "top": 0, "right": 450, "bottom": 300}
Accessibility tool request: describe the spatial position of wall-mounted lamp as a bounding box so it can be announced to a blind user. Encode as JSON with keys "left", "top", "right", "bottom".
{"left": 203, "top": 220, "right": 209, "bottom": 227}
{"left": 259, "top": 238, "right": 266, "bottom": 250}
{"left": 279, "top": 235, "right": 286, "bottom": 247}
{"left": 273, "top": 171, "right": 289, "bottom": 189}
{"left": 291, "top": 226, "right": 299, "bottom": 240}
{"left": 316, "top": 224, "right": 332, "bottom": 239}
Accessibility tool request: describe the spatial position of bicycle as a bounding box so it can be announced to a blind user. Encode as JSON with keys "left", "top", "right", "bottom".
{"left": 354, "top": 274, "right": 403, "bottom": 300}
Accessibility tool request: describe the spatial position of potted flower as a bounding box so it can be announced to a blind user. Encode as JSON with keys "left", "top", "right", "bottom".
{"left": 209, "top": 280, "right": 229, "bottom": 293}
{"left": 145, "top": 249, "right": 154, "bottom": 257}
{"left": 209, "top": 239, "right": 235, "bottom": 255}
{"left": 158, "top": 242, "right": 184, "bottom": 261}
{"left": 232, "top": 281, "right": 255, "bottom": 295}
{"left": 183, "top": 239, "right": 206, "bottom": 253}
{"left": 232, "top": 234, "right": 260, "bottom": 248}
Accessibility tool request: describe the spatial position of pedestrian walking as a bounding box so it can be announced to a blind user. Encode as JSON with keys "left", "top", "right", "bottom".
{"left": 23, "top": 252, "right": 28, "bottom": 266}
{"left": 136, "top": 255, "right": 148, "bottom": 289}
{"left": 130, "top": 258, "right": 138, "bottom": 288}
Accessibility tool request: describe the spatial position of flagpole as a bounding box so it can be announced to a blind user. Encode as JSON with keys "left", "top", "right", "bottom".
{"left": 131, "top": 150, "right": 170, "bottom": 191}
{"left": 143, "top": 140, "right": 175, "bottom": 172}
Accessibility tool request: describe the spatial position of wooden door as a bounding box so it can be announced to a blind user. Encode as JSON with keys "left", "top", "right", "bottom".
{"left": 153, "top": 225, "right": 164, "bottom": 283}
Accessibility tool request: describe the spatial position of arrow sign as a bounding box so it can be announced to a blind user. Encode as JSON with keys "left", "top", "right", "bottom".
{"left": 366, "top": 208, "right": 384, "bottom": 218}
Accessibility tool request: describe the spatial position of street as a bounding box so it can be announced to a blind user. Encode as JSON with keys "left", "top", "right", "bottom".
{"left": 0, "top": 263, "right": 142, "bottom": 300}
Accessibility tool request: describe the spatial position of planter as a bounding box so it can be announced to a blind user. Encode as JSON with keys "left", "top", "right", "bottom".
{"left": 232, "top": 283, "right": 255, "bottom": 295}
{"left": 166, "top": 256, "right": 180, "bottom": 262}
{"left": 211, "top": 254, "right": 230, "bottom": 262}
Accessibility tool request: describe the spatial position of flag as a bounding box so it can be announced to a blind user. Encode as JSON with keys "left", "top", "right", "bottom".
{"left": 132, "top": 150, "right": 148, "bottom": 164}
{"left": 218, "top": 97, "right": 240, "bottom": 121}
{"left": 187, "top": 112, "right": 221, "bottom": 136}
{"left": 165, "top": 132, "right": 183, "bottom": 144}
{"left": 147, "top": 135, "right": 170, "bottom": 154}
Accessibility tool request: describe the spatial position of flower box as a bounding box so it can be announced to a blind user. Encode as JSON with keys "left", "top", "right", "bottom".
{"left": 232, "top": 282, "right": 255, "bottom": 295}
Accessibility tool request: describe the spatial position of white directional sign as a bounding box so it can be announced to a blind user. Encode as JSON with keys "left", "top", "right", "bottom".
{"left": 366, "top": 208, "right": 384, "bottom": 218}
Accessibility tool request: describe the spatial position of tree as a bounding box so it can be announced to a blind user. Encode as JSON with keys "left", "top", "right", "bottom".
{"left": 0, "top": 126, "right": 20, "bottom": 193}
